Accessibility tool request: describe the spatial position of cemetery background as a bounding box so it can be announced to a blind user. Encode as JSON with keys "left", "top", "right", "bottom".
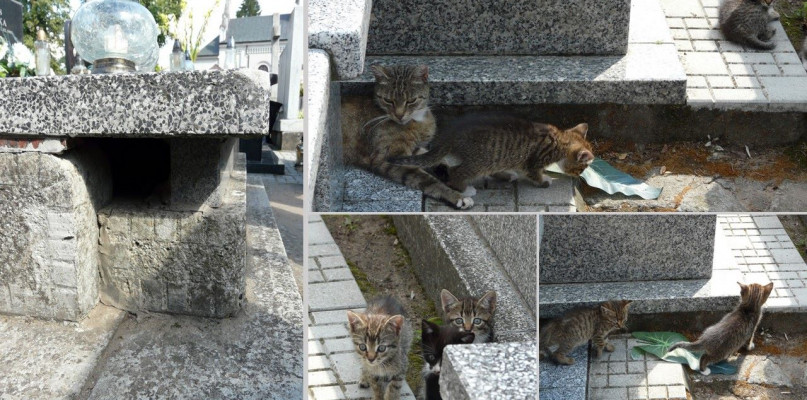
{"left": 0, "top": 0, "right": 305, "bottom": 398}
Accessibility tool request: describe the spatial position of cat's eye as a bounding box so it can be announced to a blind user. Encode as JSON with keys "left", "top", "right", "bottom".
{"left": 377, "top": 345, "right": 387, "bottom": 352}
{"left": 454, "top": 318, "right": 463, "bottom": 325}
{"left": 379, "top": 97, "right": 393, "bottom": 105}
{"left": 427, "top": 355, "right": 434, "bottom": 361}
{"left": 359, "top": 344, "right": 367, "bottom": 351}
{"left": 473, "top": 318, "right": 482, "bottom": 325}
{"left": 406, "top": 98, "right": 417, "bottom": 105}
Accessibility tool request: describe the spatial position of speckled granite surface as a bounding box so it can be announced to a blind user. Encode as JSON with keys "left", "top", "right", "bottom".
{"left": 541, "top": 215, "right": 716, "bottom": 283}
{"left": 441, "top": 342, "right": 537, "bottom": 400}
{"left": 367, "top": 0, "right": 629, "bottom": 56}
{"left": 540, "top": 345, "right": 588, "bottom": 400}
{"left": 539, "top": 221, "right": 742, "bottom": 318}
{"left": 309, "top": 0, "right": 372, "bottom": 80}
{"left": 308, "top": 50, "right": 345, "bottom": 212}
{"left": 0, "top": 70, "right": 273, "bottom": 136}
{"left": 341, "top": 48, "right": 687, "bottom": 105}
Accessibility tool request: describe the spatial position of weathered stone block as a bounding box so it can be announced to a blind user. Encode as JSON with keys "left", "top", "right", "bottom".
{"left": 170, "top": 138, "right": 236, "bottom": 208}
{"left": 97, "top": 155, "right": 247, "bottom": 318}
{"left": 0, "top": 146, "right": 112, "bottom": 321}
{"left": 441, "top": 342, "right": 537, "bottom": 399}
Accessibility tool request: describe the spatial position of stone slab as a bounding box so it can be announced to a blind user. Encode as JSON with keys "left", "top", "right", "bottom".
{"left": 0, "top": 146, "right": 112, "bottom": 321}
{"left": 308, "top": 50, "right": 346, "bottom": 212}
{"left": 308, "top": 280, "right": 366, "bottom": 312}
{"left": 440, "top": 342, "right": 537, "bottom": 400}
{"left": 471, "top": 215, "right": 537, "bottom": 312}
{"left": 309, "top": 0, "right": 373, "bottom": 80}
{"left": 393, "top": 215, "right": 537, "bottom": 342}
{"left": 539, "top": 220, "right": 742, "bottom": 318}
{"left": 541, "top": 215, "right": 717, "bottom": 283}
{"left": 0, "top": 70, "right": 274, "bottom": 136}
{"left": 0, "top": 304, "right": 125, "bottom": 399}
{"left": 342, "top": 49, "right": 687, "bottom": 105}
{"left": 539, "top": 345, "right": 588, "bottom": 400}
{"left": 170, "top": 138, "right": 236, "bottom": 208}
{"left": 86, "top": 174, "right": 303, "bottom": 399}
{"left": 367, "top": 0, "right": 630, "bottom": 56}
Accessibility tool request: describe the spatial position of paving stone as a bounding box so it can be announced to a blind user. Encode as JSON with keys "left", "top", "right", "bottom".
{"left": 310, "top": 385, "right": 346, "bottom": 400}
{"left": 659, "top": 0, "right": 705, "bottom": 17}
{"left": 681, "top": 52, "right": 728, "bottom": 75}
{"left": 723, "top": 52, "right": 775, "bottom": 64}
{"left": 308, "top": 281, "right": 366, "bottom": 312}
{"left": 687, "top": 76, "right": 708, "bottom": 88}
{"left": 318, "top": 255, "right": 348, "bottom": 269}
{"left": 322, "top": 267, "right": 355, "bottom": 282}
{"left": 309, "top": 370, "right": 338, "bottom": 387}
{"left": 760, "top": 77, "right": 807, "bottom": 103}
{"left": 771, "top": 248, "right": 805, "bottom": 264}
{"left": 707, "top": 76, "right": 734, "bottom": 88}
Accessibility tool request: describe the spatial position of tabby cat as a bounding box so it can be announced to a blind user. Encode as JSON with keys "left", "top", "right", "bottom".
{"left": 421, "top": 320, "right": 475, "bottom": 400}
{"left": 390, "top": 114, "right": 593, "bottom": 197}
{"left": 440, "top": 289, "right": 497, "bottom": 344}
{"left": 719, "top": 0, "right": 779, "bottom": 50}
{"left": 668, "top": 282, "right": 773, "bottom": 375}
{"left": 343, "top": 64, "right": 473, "bottom": 209}
{"left": 347, "top": 295, "right": 413, "bottom": 400}
{"left": 539, "top": 300, "right": 632, "bottom": 365}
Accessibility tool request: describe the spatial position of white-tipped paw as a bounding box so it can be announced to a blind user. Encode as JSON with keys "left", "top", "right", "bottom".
{"left": 456, "top": 197, "right": 474, "bottom": 209}
{"left": 747, "top": 342, "right": 755, "bottom": 351}
{"left": 461, "top": 186, "right": 477, "bottom": 197}
{"left": 699, "top": 367, "right": 711, "bottom": 376}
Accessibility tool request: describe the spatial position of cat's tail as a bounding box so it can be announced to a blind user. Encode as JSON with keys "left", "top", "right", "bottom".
{"left": 360, "top": 157, "right": 474, "bottom": 209}
{"left": 388, "top": 147, "right": 451, "bottom": 168}
{"left": 668, "top": 341, "right": 702, "bottom": 353}
{"left": 743, "top": 36, "right": 776, "bottom": 51}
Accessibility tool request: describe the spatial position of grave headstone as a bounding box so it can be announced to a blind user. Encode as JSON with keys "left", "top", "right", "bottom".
{"left": 0, "top": 0, "right": 22, "bottom": 44}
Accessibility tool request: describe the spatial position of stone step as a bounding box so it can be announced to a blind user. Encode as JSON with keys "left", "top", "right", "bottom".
{"left": 84, "top": 174, "right": 304, "bottom": 399}
{"left": 366, "top": 0, "right": 630, "bottom": 56}
{"left": 341, "top": 51, "right": 686, "bottom": 106}
{"left": 393, "top": 215, "right": 537, "bottom": 342}
{"left": 539, "top": 217, "right": 742, "bottom": 318}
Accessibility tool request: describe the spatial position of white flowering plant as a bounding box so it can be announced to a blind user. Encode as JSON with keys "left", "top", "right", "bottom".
{"left": 0, "top": 36, "right": 37, "bottom": 78}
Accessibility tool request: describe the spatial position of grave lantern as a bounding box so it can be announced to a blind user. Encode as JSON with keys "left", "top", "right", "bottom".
{"left": 70, "top": 0, "right": 159, "bottom": 74}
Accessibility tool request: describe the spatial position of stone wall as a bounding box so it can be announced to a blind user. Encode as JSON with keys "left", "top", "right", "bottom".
{"left": 97, "top": 153, "right": 247, "bottom": 318}
{"left": 0, "top": 146, "right": 112, "bottom": 321}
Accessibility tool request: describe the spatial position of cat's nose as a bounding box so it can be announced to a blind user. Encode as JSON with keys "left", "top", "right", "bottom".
{"left": 463, "top": 323, "right": 472, "bottom": 331}
{"left": 367, "top": 354, "right": 376, "bottom": 362}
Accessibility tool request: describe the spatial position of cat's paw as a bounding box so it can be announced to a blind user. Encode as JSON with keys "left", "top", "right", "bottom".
{"left": 699, "top": 367, "right": 711, "bottom": 376}
{"left": 557, "top": 357, "right": 575, "bottom": 365}
{"left": 461, "top": 186, "right": 477, "bottom": 197}
{"left": 537, "top": 175, "right": 552, "bottom": 188}
{"left": 359, "top": 381, "right": 370, "bottom": 389}
{"left": 456, "top": 197, "right": 474, "bottom": 209}
{"left": 605, "top": 343, "right": 615, "bottom": 352}
{"left": 414, "top": 147, "right": 428, "bottom": 155}
{"left": 769, "top": 9, "right": 780, "bottom": 20}
{"left": 747, "top": 342, "right": 755, "bottom": 351}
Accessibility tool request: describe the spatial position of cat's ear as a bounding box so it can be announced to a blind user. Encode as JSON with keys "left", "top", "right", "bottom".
{"left": 422, "top": 319, "right": 438, "bottom": 336}
{"left": 413, "top": 65, "right": 429, "bottom": 83}
{"left": 601, "top": 303, "right": 616, "bottom": 317}
{"left": 370, "top": 64, "right": 389, "bottom": 82}
{"left": 347, "top": 310, "right": 363, "bottom": 332}
{"left": 572, "top": 123, "right": 589, "bottom": 138}
{"left": 621, "top": 300, "right": 633, "bottom": 309}
{"left": 763, "top": 282, "right": 774, "bottom": 293}
{"left": 386, "top": 315, "right": 405, "bottom": 335}
{"left": 577, "top": 150, "right": 594, "bottom": 164}
{"left": 478, "top": 290, "right": 497, "bottom": 313}
{"left": 441, "top": 289, "right": 459, "bottom": 312}
{"left": 460, "top": 332, "right": 475, "bottom": 344}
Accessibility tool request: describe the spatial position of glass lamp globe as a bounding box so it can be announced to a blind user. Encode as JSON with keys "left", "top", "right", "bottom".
{"left": 71, "top": 0, "right": 159, "bottom": 74}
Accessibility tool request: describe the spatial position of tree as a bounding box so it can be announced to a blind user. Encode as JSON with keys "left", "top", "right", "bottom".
{"left": 171, "top": 0, "right": 220, "bottom": 61}
{"left": 235, "top": 0, "right": 261, "bottom": 18}
{"left": 138, "top": 0, "right": 186, "bottom": 47}
{"left": 20, "top": 0, "right": 70, "bottom": 73}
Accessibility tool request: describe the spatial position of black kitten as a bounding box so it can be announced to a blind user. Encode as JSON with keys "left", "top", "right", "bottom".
{"left": 421, "top": 319, "right": 475, "bottom": 400}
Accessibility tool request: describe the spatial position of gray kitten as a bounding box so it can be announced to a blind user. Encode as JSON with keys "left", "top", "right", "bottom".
{"left": 391, "top": 114, "right": 593, "bottom": 198}
{"left": 719, "top": 0, "right": 779, "bottom": 50}
{"left": 539, "top": 300, "right": 632, "bottom": 365}
{"left": 668, "top": 282, "right": 773, "bottom": 375}
{"left": 347, "top": 295, "right": 413, "bottom": 400}
{"left": 440, "top": 289, "right": 497, "bottom": 344}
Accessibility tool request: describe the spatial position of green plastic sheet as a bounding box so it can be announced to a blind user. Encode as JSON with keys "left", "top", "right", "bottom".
{"left": 630, "top": 331, "right": 738, "bottom": 375}
{"left": 578, "top": 158, "right": 662, "bottom": 200}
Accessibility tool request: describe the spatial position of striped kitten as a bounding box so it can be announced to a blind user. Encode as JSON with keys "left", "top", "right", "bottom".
{"left": 421, "top": 320, "right": 475, "bottom": 400}
{"left": 719, "top": 0, "right": 778, "bottom": 50}
{"left": 347, "top": 295, "right": 413, "bottom": 400}
{"left": 440, "top": 289, "right": 497, "bottom": 344}
{"left": 539, "top": 300, "right": 632, "bottom": 365}
{"left": 343, "top": 64, "right": 473, "bottom": 209}
{"left": 668, "top": 282, "right": 773, "bottom": 375}
{"left": 391, "top": 114, "right": 593, "bottom": 198}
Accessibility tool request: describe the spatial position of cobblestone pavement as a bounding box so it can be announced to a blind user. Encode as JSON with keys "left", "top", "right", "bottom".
{"left": 307, "top": 216, "right": 416, "bottom": 400}
{"left": 660, "top": 0, "right": 807, "bottom": 111}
